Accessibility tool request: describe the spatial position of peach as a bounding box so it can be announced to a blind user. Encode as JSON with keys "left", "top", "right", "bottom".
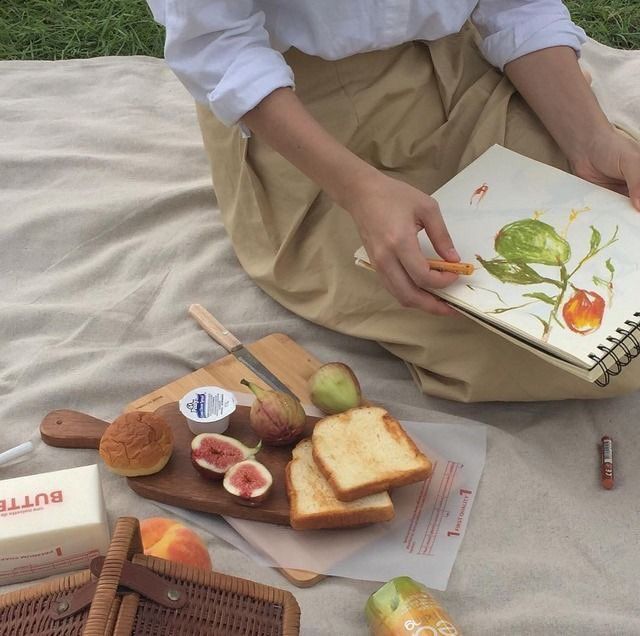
{"left": 140, "top": 517, "right": 212, "bottom": 570}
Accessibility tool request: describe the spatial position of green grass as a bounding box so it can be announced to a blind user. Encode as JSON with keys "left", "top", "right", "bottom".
{"left": 0, "top": 0, "right": 164, "bottom": 60}
{"left": 565, "top": 0, "right": 640, "bottom": 49}
{"left": 0, "top": 0, "right": 637, "bottom": 60}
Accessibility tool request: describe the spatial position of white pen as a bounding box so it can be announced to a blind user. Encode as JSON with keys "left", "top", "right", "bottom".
{"left": 0, "top": 441, "right": 34, "bottom": 467}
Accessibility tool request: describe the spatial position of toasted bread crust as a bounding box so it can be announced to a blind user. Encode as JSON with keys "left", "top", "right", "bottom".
{"left": 312, "top": 445, "right": 430, "bottom": 501}
{"left": 286, "top": 440, "right": 395, "bottom": 530}
{"left": 311, "top": 407, "right": 432, "bottom": 502}
{"left": 289, "top": 503, "right": 395, "bottom": 531}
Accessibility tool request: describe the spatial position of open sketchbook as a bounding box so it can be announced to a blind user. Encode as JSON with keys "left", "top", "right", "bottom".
{"left": 354, "top": 145, "right": 640, "bottom": 386}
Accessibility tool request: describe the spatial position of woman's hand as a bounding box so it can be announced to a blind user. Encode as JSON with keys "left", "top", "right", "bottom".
{"left": 570, "top": 127, "right": 640, "bottom": 209}
{"left": 341, "top": 170, "right": 460, "bottom": 316}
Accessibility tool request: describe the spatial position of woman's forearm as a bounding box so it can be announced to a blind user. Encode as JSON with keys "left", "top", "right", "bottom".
{"left": 241, "top": 87, "right": 376, "bottom": 208}
{"left": 505, "top": 46, "right": 611, "bottom": 161}
{"left": 241, "top": 86, "right": 460, "bottom": 315}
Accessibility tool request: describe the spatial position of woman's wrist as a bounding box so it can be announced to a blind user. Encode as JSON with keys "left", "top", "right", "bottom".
{"left": 505, "top": 47, "right": 612, "bottom": 165}
{"left": 328, "top": 158, "right": 380, "bottom": 215}
{"left": 562, "top": 119, "right": 616, "bottom": 165}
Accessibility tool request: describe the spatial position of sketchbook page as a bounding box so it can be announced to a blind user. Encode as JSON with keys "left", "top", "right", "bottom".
{"left": 419, "top": 145, "right": 640, "bottom": 368}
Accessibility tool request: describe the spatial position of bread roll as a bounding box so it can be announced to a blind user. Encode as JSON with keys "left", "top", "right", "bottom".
{"left": 99, "top": 411, "right": 173, "bottom": 477}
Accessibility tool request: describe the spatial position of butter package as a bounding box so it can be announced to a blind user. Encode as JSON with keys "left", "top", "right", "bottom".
{"left": 0, "top": 464, "right": 110, "bottom": 585}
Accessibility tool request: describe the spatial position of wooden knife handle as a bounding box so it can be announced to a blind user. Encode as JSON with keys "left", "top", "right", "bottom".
{"left": 40, "top": 410, "right": 110, "bottom": 449}
{"left": 188, "top": 304, "right": 243, "bottom": 353}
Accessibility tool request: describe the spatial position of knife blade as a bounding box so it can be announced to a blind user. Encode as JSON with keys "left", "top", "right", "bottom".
{"left": 188, "top": 304, "right": 298, "bottom": 399}
{"left": 232, "top": 346, "right": 298, "bottom": 398}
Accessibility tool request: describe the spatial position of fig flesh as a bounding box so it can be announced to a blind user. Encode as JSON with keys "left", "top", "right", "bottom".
{"left": 191, "top": 433, "right": 260, "bottom": 481}
{"left": 309, "top": 362, "right": 362, "bottom": 414}
{"left": 240, "top": 379, "right": 306, "bottom": 446}
{"left": 223, "top": 459, "right": 273, "bottom": 506}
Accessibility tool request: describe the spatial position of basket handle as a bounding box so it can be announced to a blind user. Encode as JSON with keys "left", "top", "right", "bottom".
{"left": 50, "top": 558, "right": 187, "bottom": 621}
{"left": 81, "top": 517, "right": 144, "bottom": 635}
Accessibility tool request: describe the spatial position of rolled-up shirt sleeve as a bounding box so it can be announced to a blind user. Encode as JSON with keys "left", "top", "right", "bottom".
{"left": 147, "top": 0, "right": 294, "bottom": 126}
{"left": 471, "top": 0, "right": 587, "bottom": 71}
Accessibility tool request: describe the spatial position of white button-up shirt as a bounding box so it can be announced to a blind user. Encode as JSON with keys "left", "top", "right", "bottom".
{"left": 147, "top": 1, "right": 585, "bottom": 127}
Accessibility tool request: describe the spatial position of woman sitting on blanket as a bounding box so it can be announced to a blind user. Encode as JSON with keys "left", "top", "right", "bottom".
{"left": 147, "top": 0, "right": 640, "bottom": 402}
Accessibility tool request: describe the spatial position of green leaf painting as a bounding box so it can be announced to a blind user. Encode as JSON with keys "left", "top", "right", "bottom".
{"left": 589, "top": 225, "right": 601, "bottom": 254}
{"left": 523, "top": 292, "right": 557, "bottom": 306}
{"left": 475, "top": 257, "right": 554, "bottom": 286}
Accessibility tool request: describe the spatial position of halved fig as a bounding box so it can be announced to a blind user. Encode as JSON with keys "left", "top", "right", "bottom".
{"left": 191, "top": 433, "right": 260, "bottom": 481}
{"left": 223, "top": 459, "right": 273, "bottom": 506}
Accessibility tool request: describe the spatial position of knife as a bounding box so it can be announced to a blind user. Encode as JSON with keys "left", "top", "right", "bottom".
{"left": 188, "top": 304, "right": 298, "bottom": 399}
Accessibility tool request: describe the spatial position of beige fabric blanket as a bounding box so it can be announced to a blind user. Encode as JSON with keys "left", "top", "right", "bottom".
{"left": 1, "top": 40, "right": 639, "bottom": 634}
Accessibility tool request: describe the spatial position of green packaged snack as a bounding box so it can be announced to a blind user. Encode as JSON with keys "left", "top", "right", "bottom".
{"left": 365, "top": 576, "right": 462, "bottom": 635}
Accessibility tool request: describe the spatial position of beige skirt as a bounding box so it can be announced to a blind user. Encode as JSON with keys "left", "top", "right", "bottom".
{"left": 196, "top": 28, "right": 640, "bottom": 402}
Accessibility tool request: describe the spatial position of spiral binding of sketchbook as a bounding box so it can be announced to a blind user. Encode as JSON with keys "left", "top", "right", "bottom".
{"left": 590, "top": 313, "right": 640, "bottom": 386}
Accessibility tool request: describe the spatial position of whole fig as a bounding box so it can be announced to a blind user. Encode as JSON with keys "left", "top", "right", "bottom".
{"left": 240, "top": 379, "right": 306, "bottom": 446}
{"left": 308, "top": 362, "right": 362, "bottom": 415}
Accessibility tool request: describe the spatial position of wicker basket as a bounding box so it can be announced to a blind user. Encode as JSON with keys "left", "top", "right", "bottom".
{"left": 0, "top": 517, "right": 300, "bottom": 635}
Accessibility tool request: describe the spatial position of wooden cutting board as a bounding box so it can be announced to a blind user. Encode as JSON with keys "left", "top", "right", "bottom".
{"left": 40, "top": 333, "right": 327, "bottom": 587}
{"left": 125, "top": 333, "right": 319, "bottom": 414}
{"left": 40, "top": 401, "right": 319, "bottom": 525}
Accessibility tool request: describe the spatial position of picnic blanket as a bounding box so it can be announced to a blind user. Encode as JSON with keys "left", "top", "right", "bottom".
{"left": 1, "top": 39, "right": 639, "bottom": 634}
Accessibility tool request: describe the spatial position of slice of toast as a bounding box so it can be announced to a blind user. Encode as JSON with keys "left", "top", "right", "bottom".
{"left": 311, "top": 406, "right": 432, "bottom": 501}
{"left": 286, "top": 439, "right": 395, "bottom": 530}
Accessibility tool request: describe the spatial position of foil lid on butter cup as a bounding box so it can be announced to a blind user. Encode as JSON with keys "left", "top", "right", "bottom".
{"left": 179, "top": 386, "right": 237, "bottom": 434}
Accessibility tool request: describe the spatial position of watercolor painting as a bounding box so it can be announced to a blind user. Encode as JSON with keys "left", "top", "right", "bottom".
{"left": 469, "top": 183, "right": 488, "bottom": 207}
{"left": 472, "top": 206, "right": 618, "bottom": 342}
{"left": 398, "top": 145, "right": 640, "bottom": 367}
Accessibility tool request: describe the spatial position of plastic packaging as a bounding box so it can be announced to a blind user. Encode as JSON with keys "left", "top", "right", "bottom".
{"left": 179, "top": 386, "right": 236, "bottom": 435}
{"left": 365, "top": 576, "right": 462, "bottom": 635}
